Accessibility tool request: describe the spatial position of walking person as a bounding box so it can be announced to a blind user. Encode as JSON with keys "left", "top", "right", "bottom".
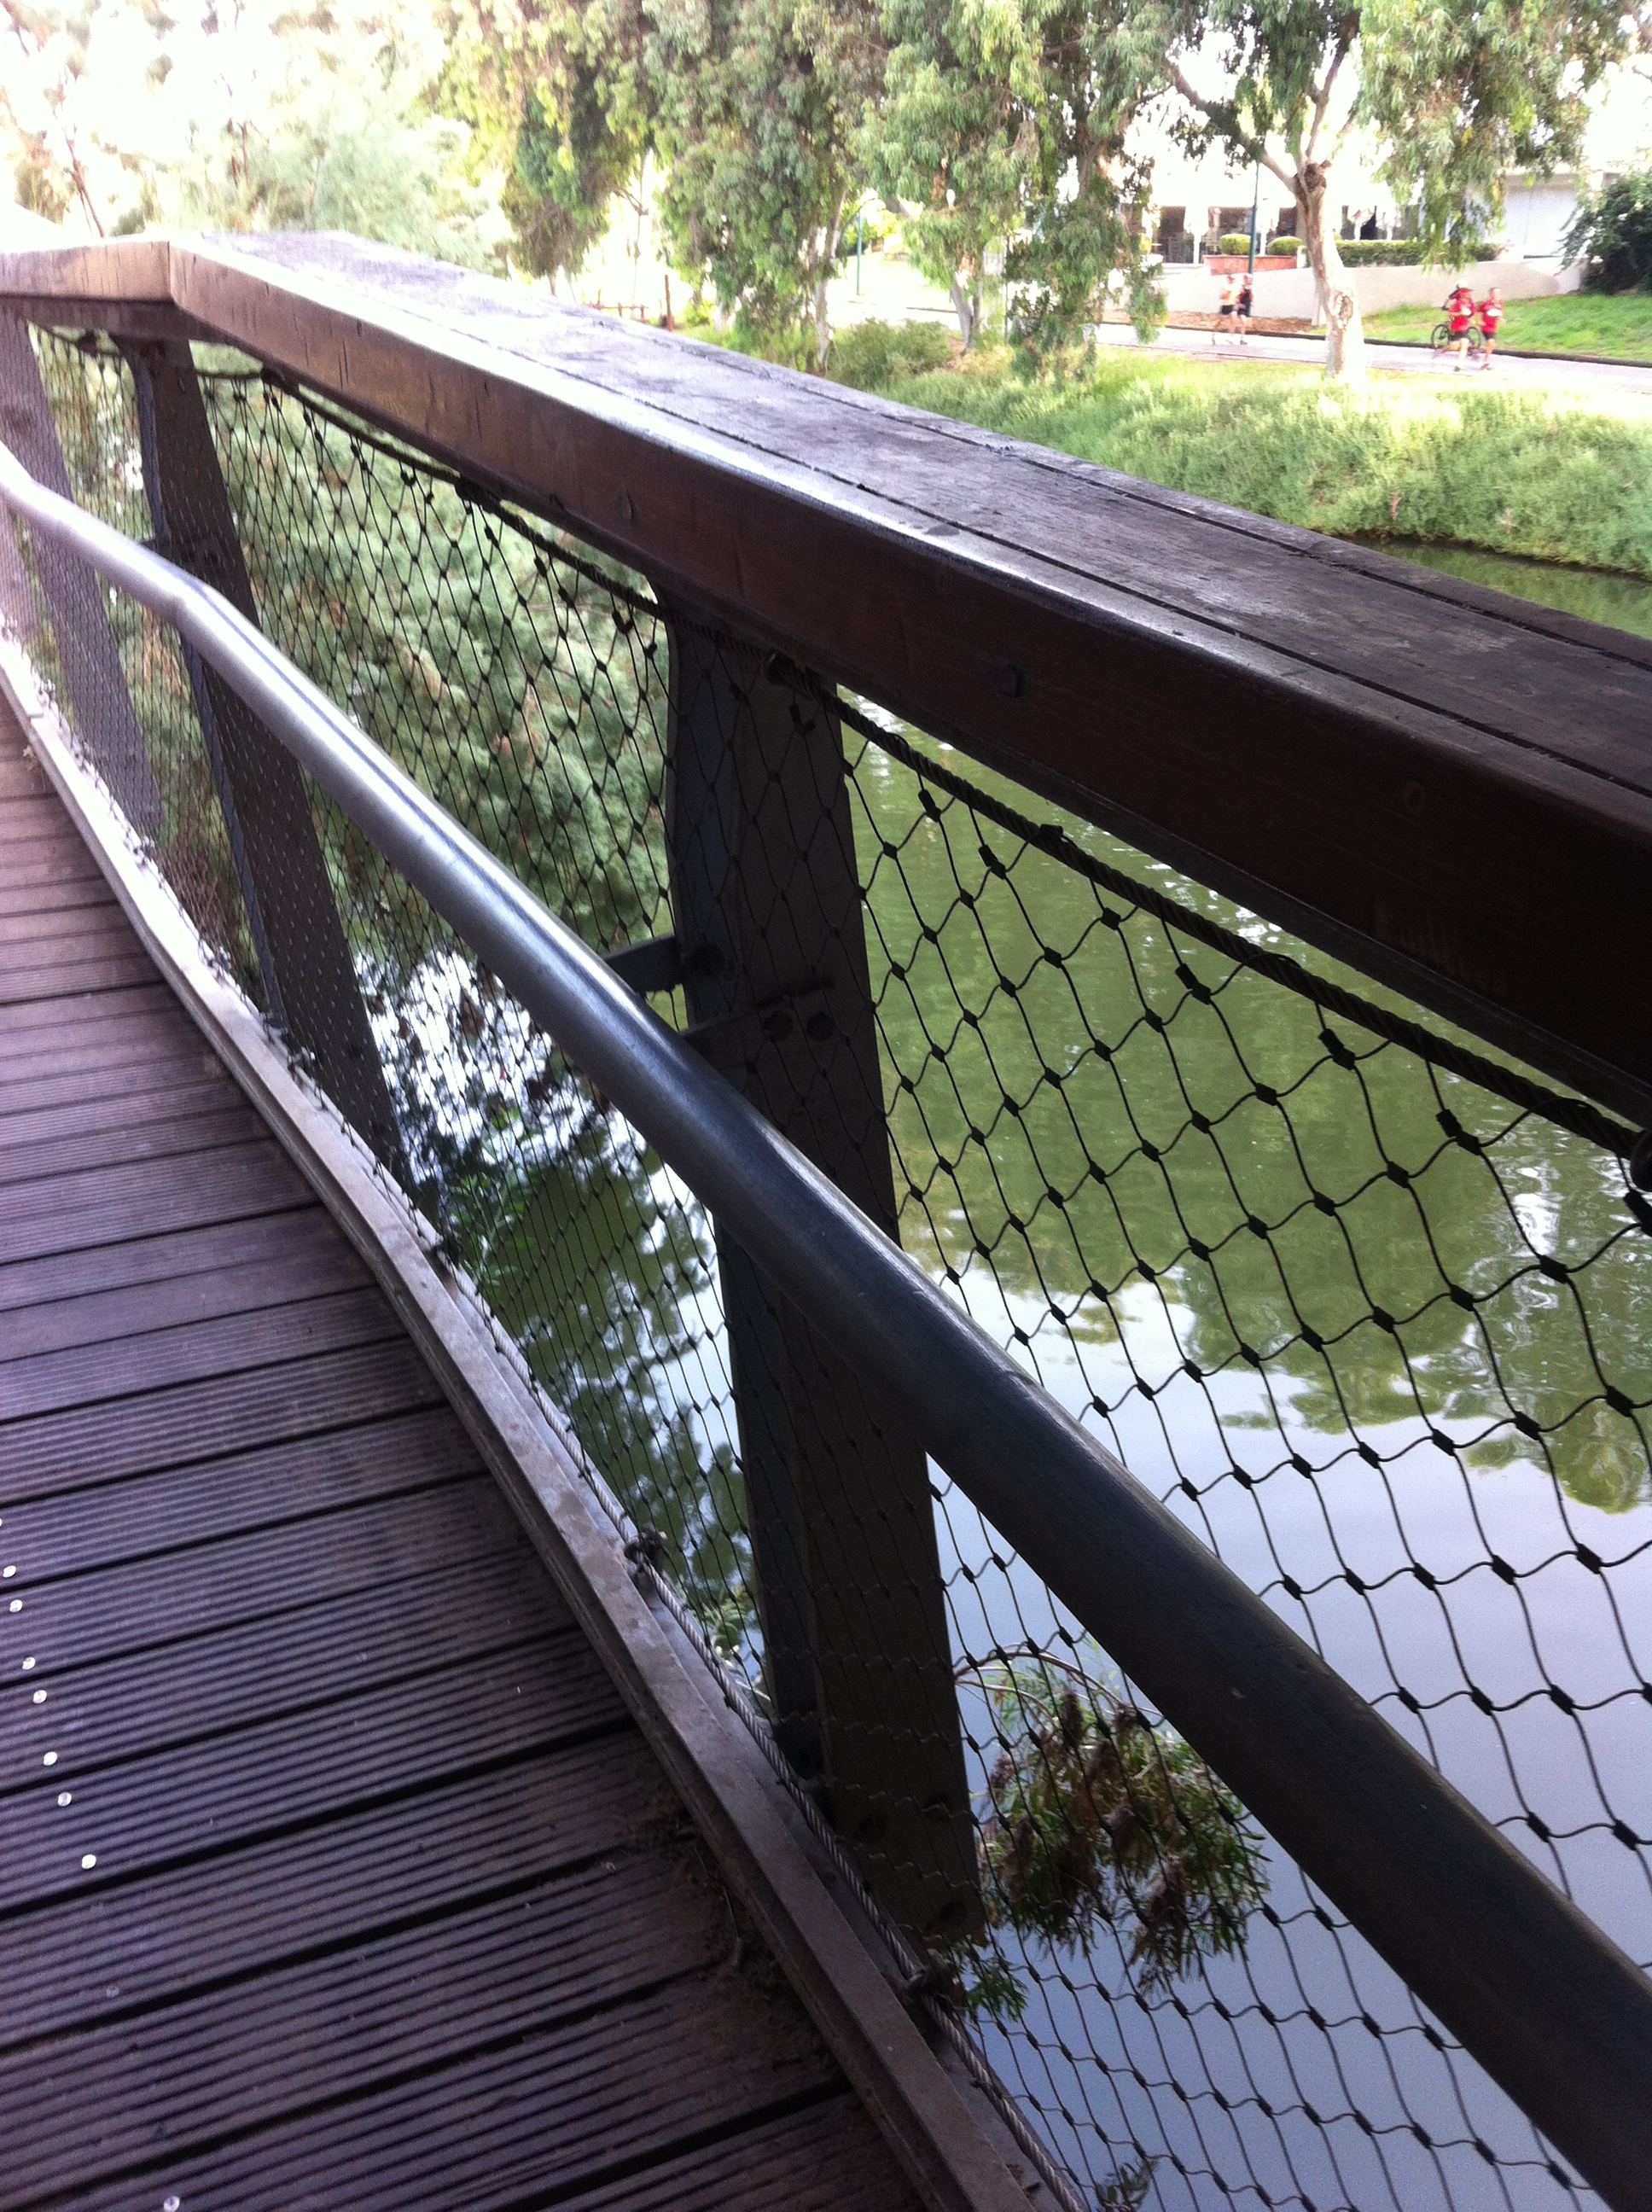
{"left": 1477, "top": 286, "right": 1504, "bottom": 370}
{"left": 1213, "top": 275, "right": 1238, "bottom": 345}
{"left": 1236, "top": 271, "right": 1255, "bottom": 345}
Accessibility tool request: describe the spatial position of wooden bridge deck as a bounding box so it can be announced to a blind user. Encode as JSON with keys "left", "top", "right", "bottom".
{"left": 0, "top": 696, "right": 922, "bottom": 2211}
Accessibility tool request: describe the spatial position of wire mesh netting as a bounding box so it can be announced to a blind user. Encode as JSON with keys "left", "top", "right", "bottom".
{"left": 13, "top": 326, "right": 1652, "bottom": 2212}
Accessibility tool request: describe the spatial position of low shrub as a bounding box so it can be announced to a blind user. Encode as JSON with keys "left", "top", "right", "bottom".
{"left": 829, "top": 317, "right": 955, "bottom": 390}
{"left": 1266, "top": 236, "right": 1299, "bottom": 257}
{"left": 1335, "top": 238, "right": 1493, "bottom": 267}
{"left": 1218, "top": 232, "right": 1254, "bottom": 255}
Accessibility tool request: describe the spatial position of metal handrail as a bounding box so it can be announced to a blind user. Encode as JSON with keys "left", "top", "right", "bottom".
{"left": 3, "top": 440, "right": 1648, "bottom": 2211}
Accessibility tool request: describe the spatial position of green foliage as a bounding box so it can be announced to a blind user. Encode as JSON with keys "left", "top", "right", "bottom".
{"left": 1334, "top": 236, "right": 1489, "bottom": 268}
{"left": 1096, "top": 2163, "right": 1155, "bottom": 2212}
{"left": 829, "top": 316, "right": 954, "bottom": 387}
{"left": 651, "top": 0, "right": 879, "bottom": 364}
{"left": 974, "top": 1661, "right": 1266, "bottom": 1992}
{"left": 1564, "top": 169, "right": 1652, "bottom": 295}
{"left": 1265, "top": 235, "right": 1297, "bottom": 256}
{"left": 1108, "top": 0, "right": 1629, "bottom": 371}
{"left": 859, "top": 0, "right": 1031, "bottom": 346}
{"left": 866, "top": 0, "right": 1166, "bottom": 361}
{"left": 1217, "top": 232, "right": 1253, "bottom": 255}
{"left": 1365, "top": 0, "right": 1625, "bottom": 265}
{"left": 439, "top": 0, "right": 654, "bottom": 281}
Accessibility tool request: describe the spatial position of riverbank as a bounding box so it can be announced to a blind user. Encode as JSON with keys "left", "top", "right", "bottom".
{"left": 871, "top": 348, "right": 1652, "bottom": 576}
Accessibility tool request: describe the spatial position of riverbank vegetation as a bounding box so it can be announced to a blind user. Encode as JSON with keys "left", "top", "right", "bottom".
{"left": 862, "top": 346, "right": 1652, "bottom": 576}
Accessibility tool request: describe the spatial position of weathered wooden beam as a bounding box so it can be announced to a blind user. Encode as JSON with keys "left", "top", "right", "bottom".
{"left": 119, "top": 338, "right": 401, "bottom": 1169}
{"left": 666, "top": 615, "right": 980, "bottom": 1941}
{"left": 45, "top": 228, "right": 1632, "bottom": 1128}
{"left": 0, "top": 311, "right": 161, "bottom": 830}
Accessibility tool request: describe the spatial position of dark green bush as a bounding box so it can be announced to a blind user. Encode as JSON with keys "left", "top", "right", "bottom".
{"left": 1265, "top": 236, "right": 1300, "bottom": 257}
{"left": 1335, "top": 237, "right": 1493, "bottom": 267}
{"left": 1218, "top": 232, "right": 1253, "bottom": 255}
{"left": 829, "top": 317, "right": 956, "bottom": 390}
{"left": 1564, "top": 170, "right": 1652, "bottom": 293}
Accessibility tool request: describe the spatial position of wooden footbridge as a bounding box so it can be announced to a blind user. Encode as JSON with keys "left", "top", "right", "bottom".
{"left": 1, "top": 233, "right": 1649, "bottom": 2212}
{"left": 0, "top": 693, "right": 1003, "bottom": 2212}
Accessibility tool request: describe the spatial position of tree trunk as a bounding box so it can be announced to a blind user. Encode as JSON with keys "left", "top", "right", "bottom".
{"left": 1297, "top": 164, "right": 1365, "bottom": 381}
{"left": 949, "top": 273, "right": 977, "bottom": 350}
{"left": 814, "top": 194, "right": 846, "bottom": 373}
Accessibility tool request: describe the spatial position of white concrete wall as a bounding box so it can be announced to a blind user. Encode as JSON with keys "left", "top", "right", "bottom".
{"left": 1156, "top": 256, "right": 1581, "bottom": 320}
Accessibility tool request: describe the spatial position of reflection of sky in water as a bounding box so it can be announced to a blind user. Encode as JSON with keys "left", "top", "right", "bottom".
{"left": 842, "top": 725, "right": 1649, "bottom": 2209}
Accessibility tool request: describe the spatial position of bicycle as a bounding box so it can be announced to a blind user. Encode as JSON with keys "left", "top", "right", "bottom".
{"left": 1429, "top": 319, "right": 1484, "bottom": 361}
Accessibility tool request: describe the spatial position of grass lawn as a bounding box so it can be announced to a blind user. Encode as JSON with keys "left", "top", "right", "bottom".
{"left": 869, "top": 348, "right": 1652, "bottom": 575}
{"left": 1363, "top": 292, "right": 1652, "bottom": 361}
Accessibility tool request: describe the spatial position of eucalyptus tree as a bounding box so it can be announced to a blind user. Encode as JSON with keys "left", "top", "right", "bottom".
{"left": 866, "top": 0, "right": 1166, "bottom": 353}
{"left": 650, "top": 0, "right": 881, "bottom": 365}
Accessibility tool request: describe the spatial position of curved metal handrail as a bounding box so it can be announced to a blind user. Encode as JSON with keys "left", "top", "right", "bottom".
{"left": 2, "top": 439, "right": 1647, "bottom": 2211}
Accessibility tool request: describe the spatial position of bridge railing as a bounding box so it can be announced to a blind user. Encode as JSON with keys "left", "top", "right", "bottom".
{"left": 2, "top": 247, "right": 1649, "bottom": 2212}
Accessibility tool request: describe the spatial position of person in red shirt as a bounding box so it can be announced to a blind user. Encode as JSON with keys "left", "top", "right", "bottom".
{"left": 1446, "top": 282, "right": 1476, "bottom": 370}
{"left": 1477, "top": 286, "right": 1504, "bottom": 370}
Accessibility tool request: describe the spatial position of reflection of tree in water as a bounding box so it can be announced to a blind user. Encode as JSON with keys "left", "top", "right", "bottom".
{"left": 350, "top": 892, "right": 757, "bottom": 1656}
{"left": 849, "top": 736, "right": 1651, "bottom": 1516}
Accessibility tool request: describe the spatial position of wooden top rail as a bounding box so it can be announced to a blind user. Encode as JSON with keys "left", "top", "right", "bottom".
{"left": 3, "top": 230, "right": 1650, "bottom": 1126}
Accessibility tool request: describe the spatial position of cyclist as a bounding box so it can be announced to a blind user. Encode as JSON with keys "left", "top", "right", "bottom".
{"left": 1477, "top": 286, "right": 1504, "bottom": 370}
{"left": 1446, "top": 281, "right": 1476, "bottom": 370}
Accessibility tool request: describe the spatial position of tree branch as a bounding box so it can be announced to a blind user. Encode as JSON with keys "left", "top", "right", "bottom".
{"left": 1305, "top": 28, "right": 1354, "bottom": 164}
{"left": 1166, "top": 57, "right": 1294, "bottom": 192}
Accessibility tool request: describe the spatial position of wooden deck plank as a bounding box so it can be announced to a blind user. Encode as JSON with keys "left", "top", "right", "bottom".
{"left": 0, "top": 692, "right": 934, "bottom": 2212}
{"left": 2, "top": 1854, "right": 732, "bottom": 2203}
{"left": 2, "top": 1476, "right": 539, "bottom": 1670}
{"left": 0, "top": 1638, "right": 629, "bottom": 1907}
{"left": 0, "top": 1204, "right": 340, "bottom": 1314}
{"left": 0, "top": 1073, "right": 238, "bottom": 1150}
{"left": 0, "top": 948, "right": 160, "bottom": 1001}
{"left": 0, "top": 987, "right": 182, "bottom": 1045}
{"left": 0, "top": 899, "right": 142, "bottom": 952}
{"left": 570, "top": 2100, "right": 922, "bottom": 2211}
{"left": 48, "top": 1976, "right": 847, "bottom": 2212}
{"left": 3, "top": 1550, "right": 562, "bottom": 1767}
{"left": 0, "top": 1733, "right": 675, "bottom": 2037}
{"left": 0, "top": 1139, "right": 313, "bottom": 1260}
{"left": 0, "top": 1339, "right": 448, "bottom": 1497}
{"left": 0, "top": 1407, "right": 480, "bottom": 1577}
{"left": 0, "top": 1234, "right": 369, "bottom": 1359}
{"left": 0, "top": 870, "right": 115, "bottom": 919}
{"left": 0, "top": 1099, "right": 263, "bottom": 1188}
{"left": 0, "top": 1283, "right": 400, "bottom": 1418}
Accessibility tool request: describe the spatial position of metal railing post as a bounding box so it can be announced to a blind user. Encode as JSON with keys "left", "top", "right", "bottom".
{"left": 118, "top": 339, "right": 401, "bottom": 1169}
{"left": 0, "top": 311, "right": 161, "bottom": 831}
{"left": 665, "top": 613, "right": 980, "bottom": 1941}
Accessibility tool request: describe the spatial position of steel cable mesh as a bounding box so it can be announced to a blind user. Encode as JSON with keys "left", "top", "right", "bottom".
{"left": 17, "top": 329, "right": 1651, "bottom": 2212}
